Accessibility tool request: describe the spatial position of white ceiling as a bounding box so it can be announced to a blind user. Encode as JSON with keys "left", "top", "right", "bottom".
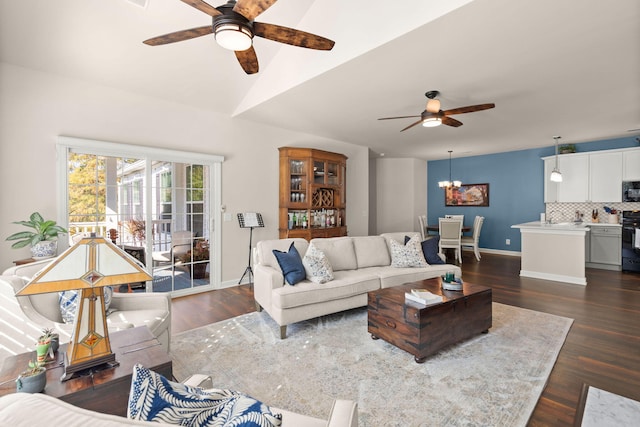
{"left": 1, "top": 0, "right": 638, "bottom": 160}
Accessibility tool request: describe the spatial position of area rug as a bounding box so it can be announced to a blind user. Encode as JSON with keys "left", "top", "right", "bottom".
{"left": 579, "top": 386, "right": 640, "bottom": 427}
{"left": 171, "top": 303, "right": 572, "bottom": 426}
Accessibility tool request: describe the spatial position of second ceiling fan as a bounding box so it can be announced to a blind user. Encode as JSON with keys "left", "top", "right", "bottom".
{"left": 378, "top": 91, "right": 496, "bottom": 132}
{"left": 143, "top": 0, "right": 335, "bottom": 75}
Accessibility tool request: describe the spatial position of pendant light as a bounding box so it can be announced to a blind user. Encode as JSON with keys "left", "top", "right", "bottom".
{"left": 438, "top": 150, "right": 462, "bottom": 188}
{"left": 550, "top": 136, "right": 563, "bottom": 182}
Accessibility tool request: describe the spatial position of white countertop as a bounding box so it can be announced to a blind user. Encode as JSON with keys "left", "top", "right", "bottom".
{"left": 512, "top": 221, "right": 590, "bottom": 231}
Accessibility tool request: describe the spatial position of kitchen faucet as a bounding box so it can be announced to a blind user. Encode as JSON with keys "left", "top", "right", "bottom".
{"left": 547, "top": 210, "right": 558, "bottom": 224}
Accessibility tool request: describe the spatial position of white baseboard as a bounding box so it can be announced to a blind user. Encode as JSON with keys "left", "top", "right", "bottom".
{"left": 464, "top": 248, "right": 521, "bottom": 257}
{"left": 519, "top": 270, "right": 587, "bottom": 285}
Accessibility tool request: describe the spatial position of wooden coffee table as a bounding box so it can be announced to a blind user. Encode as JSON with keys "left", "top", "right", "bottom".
{"left": 367, "top": 278, "right": 492, "bottom": 363}
{"left": 0, "top": 326, "right": 172, "bottom": 416}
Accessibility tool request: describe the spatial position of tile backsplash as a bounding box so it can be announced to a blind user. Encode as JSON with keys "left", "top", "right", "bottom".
{"left": 545, "top": 202, "right": 640, "bottom": 224}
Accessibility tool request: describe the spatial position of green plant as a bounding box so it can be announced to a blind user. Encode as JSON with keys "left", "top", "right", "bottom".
{"left": 23, "top": 359, "right": 45, "bottom": 377}
{"left": 5, "top": 212, "right": 68, "bottom": 249}
{"left": 178, "top": 240, "right": 210, "bottom": 263}
{"left": 558, "top": 144, "right": 576, "bottom": 153}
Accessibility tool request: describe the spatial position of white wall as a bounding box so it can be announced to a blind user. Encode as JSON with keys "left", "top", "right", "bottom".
{"left": 374, "top": 157, "right": 427, "bottom": 234}
{"left": 0, "top": 63, "right": 369, "bottom": 284}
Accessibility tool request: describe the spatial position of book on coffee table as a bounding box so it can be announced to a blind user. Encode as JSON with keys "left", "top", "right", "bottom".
{"left": 405, "top": 289, "right": 443, "bottom": 306}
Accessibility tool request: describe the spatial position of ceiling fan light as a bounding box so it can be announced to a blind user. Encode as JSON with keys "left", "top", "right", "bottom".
{"left": 452, "top": 180, "right": 462, "bottom": 187}
{"left": 550, "top": 169, "right": 563, "bottom": 182}
{"left": 439, "top": 180, "right": 451, "bottom": 188}
{"left": 215, "top": 24, "right": 253, "bottom": 51}
{"left": 422, "top": 117, "right": 442, "bottom": 127}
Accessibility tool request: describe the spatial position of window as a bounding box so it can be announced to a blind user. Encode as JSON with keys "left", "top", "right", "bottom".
{"left": 58, "top": 137, "right": 223, "bottom": 296}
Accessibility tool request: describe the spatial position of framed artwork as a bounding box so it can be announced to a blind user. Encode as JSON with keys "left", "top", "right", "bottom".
{"left": 445, "top": 183, "right": 489, "bottom": 207}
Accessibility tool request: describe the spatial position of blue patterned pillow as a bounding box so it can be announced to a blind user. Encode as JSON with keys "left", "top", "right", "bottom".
{"left": 272, "top": 242, "right": 305, "bottom": 285}
{"left": 59, "top": 287, "right": 114, "bottom": 324}
{"left": 128, "top": 364, "right": 282, "bottom": 427}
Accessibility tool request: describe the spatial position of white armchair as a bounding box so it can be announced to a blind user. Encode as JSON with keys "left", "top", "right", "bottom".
{"left": 0, "top": 259, "right": 171, "bottom": 355}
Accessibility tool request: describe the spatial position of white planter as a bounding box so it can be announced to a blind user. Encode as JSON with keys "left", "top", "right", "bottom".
{"left": 30, "top": 240, "right": 57, "bottom": 259}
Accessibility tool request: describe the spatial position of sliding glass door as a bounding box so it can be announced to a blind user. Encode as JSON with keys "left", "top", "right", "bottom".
{"left": 58, "top": 137, "right": 223, "bottom": 296}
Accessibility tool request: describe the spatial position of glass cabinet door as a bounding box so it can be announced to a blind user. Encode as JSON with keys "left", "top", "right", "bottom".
{"left": 327, "top": 162, "right": 338, "bottom": 185}
{"left": 289, "top": 159, "right": 306, "bottom": 203}
{"left": 313, "top": 160, "right": 325, "bottom": 185}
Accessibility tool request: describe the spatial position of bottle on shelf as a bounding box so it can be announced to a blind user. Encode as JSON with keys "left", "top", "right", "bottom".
{"left": 292, "top": 212, "right": 298, "bottom": 228}
{"left": 302, "top": 213, "right": 308, "bottom": 228}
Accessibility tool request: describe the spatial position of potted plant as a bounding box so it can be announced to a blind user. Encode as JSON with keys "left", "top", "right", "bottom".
{"left": 16, "top": 359, "right": 47, "bottom": 393}
{"left": 178, "top": 240, "right": 210, "bottom": 279}
{"left": 40, "top": 327, "right": 59, "bottom": 356}
{"left": 558, "top": 143, "right": 576, "bottom": 154}
{"left": 6, "top": 212, "right": 68, "bottom": 259}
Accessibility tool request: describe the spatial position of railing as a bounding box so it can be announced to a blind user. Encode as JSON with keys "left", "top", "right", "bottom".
{"left": 68, "top": 219, "right": 173, "bottom": 251}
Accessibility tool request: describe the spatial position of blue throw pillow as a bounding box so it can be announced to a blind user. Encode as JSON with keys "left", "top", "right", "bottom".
{"left": 272, "top": 242, "right": 306, "bottom": 285}
{"left": 128, "top": 364, "right": 282, "bottom": 427}
{"left": 405, "top": 235, "right": 445, "bottom": 265}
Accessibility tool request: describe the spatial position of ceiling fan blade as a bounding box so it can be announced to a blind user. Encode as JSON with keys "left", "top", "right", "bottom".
{"left": 400, "top": 119, "right": 425, "bottom": 132}
{"left": 143, "top": 26, "right": 213, "bottom": 46}
{"left": 443, "top": 103, "right": 495, "bottom": 115}
{"left": 378, "top": 115, "right": 421, "bottom": 121}
{"left": 180, "top": 0, "right": 222, "bottom": 17}
{"left": 235, "top": 46, "right": 259, "bottom": 74}
{"left": 233, "top": 0, "right": 277, "bottom": 21}
{"left": 442, "top": 116, "right": 463, "bottom": 127}
{"left": 253, "top": 22, "right": 335, "bottom": 50}
{"left": 426, "top": 99, "right": 440, "bottom": 113}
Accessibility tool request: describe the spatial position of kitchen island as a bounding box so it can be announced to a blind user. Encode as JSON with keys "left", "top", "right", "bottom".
{"left": 511, "top": 221, "right": 590, "bottom": 285}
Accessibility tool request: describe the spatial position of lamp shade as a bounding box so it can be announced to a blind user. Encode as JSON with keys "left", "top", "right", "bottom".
{"left": 550, "top": 169, "right": 563, "bottom": 182}
{"left": 422, "top": 117, "right": 442, "bottom": 127}
{"left": 215, "top": 24, "right": 253, "bottom": 51}
{"left": 17, "top": 236, "right": 152, "bottom": 295}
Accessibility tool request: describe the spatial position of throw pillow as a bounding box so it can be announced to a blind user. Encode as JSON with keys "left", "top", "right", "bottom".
{"left": 59, "top": 286, "right": 114, "bottom": 324}
{"left": 128, "top": 364, "right": 282, "bottom": 427}
{"left": 390, "top": 235, "right": 428, "bottom": 268}
{"left": 404, "top": 236, "right": 445, "bottom": 265}
{"left": 302, "top": 243, "right": 334, "bottom": 284}
{"left": 272, "top": 242, "right": 306, "bottom": 285}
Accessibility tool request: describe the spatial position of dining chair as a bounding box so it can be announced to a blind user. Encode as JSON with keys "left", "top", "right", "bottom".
{"left": 445, "top": 214, "right": 465, "bottom": 224}
{"left": 438, "top": 217, "right": 463, "bottom": 264}
{"left": 461, "top": 216, "right": 484, "bottom": 261}
{"left": 418, "top": 215, "right": 427, "bottom": 240}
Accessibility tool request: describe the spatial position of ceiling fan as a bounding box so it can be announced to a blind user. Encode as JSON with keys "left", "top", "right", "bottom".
{"left": 143, "top": 0, "right": 335, "bottom": 75}
{"left": 378, "top": 91, "right": 496, "bottom": 132}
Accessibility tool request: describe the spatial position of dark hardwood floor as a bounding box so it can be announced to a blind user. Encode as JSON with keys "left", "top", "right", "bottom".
{"left": 171, "top": 252, "right": 640, "bottom": 426}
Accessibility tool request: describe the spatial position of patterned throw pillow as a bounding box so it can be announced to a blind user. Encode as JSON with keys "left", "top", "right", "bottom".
{"left": 272, "top": 242, "right": 306, "bottom": 285}
{"left": 128, "top": 364, "right": 282, "bottom": 427}
{"left": 59, "top": 287, "right": 113, "bottom": 324}
{"left": 302, "top": 243, "right": 334, "bottom": 284}
{"left": 404, "top": 235, "right": 445, "bottom": 265}
{"left": 390, "top": 235, "right": 428, "bottom": 268}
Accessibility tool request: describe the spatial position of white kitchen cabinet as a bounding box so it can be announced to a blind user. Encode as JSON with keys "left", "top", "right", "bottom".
{"left": 589, "top": 151, "right": 622, "bottom": 202}
{"left": 623, "top": 149, "right": 640, "bottom": 180}
{"left": 544, "top": 158, "right": 558, "bottom": 202}
{"left": 557, "top": 154, "right": 588, "bottom": 202}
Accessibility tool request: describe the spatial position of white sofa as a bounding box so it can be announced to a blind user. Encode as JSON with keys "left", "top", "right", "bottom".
{"left": 0, "top": 393, "right": 358, "bottom": 427}
{"left": 0, "top": 259, "right": 171, "bottom": 355}
{"left": 254, "top": 232, "right": 461, "bottom": 338}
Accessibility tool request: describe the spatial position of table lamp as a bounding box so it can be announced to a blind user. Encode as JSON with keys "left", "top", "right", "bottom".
{"left": 16, "top": 233, "right": 153, "bottom": 380}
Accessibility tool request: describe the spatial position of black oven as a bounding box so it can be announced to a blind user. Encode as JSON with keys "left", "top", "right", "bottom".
{"left": 622, "top": 210, "right": 640, "bottom": 273}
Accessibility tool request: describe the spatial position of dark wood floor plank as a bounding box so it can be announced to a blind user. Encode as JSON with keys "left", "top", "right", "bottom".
{"left": 170, "top": 252, "right": 640, "bottom": 426}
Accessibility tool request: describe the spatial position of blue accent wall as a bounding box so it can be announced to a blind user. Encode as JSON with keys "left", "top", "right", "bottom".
{"left": 427, "top": 136, "right": 639, "bottom": 252}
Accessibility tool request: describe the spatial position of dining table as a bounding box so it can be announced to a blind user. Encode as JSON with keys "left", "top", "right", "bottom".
{"left": 426, "top": 224, "right": 472, "bottom": 233}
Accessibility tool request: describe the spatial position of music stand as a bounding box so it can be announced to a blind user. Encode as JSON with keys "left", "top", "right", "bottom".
{"left": 237, "top": 213, "right": 264, "bottom": 286}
